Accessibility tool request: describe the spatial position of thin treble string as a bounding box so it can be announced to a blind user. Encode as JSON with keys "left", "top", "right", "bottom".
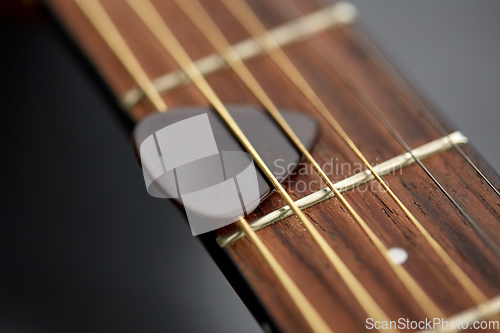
{"left": 75, "top": 1, "right": 331, "bottom": 332}
{"left": 74, "top": 0, "right": 167, "bottom": 112}
{"left": 220, "top": 0, "right": 491, "bottom": 307}
{"left": 274, "top": 0, "right": 500, "bottom": 263}
{"left": 176, "top": 0, "right": 443, "bottom": 319}
{"left": 351, "top": 23, "right": 500, "bottom": 199}
{"left": 123, "top": 0, "right": 398, "bottom": 331}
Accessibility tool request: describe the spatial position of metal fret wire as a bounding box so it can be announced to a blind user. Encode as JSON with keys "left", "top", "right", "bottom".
{"left": 74, "top": 0, "right": 167, "bottom": 112}
{"left": 219, "top": 0, "right": 490, "bottom": 307}
{"left": 175, "top": 0, "right": 443, "bottom": 320}
{"left": 217, "top": 131, "right": 470, "bottom": 247}
{"left": 123, "top": 0, "right": 395, "bottom": 330}
{"left": 75, "top": 1, "right": 331, "bottom": 332}
{"left": 119, "top": 3, "right": 354, "bottom": 109}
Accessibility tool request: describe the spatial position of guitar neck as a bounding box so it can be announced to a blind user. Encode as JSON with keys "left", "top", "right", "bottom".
{"left": 45, "top": 0, "right": 500, "bottom": 332}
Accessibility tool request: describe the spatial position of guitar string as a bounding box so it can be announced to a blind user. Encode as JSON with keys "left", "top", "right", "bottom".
{"left": 74, "top": 0, "right": 167, "bottom": 112}
{"left": 350, "top": 22, "right": 500, "bottom": 199}
{"left": 219, "top": 0, "right": 491, "bottom": 306}
{"left": 279, "top": 0, "right": 500, "bottom": 263}
{"left": 74, "top": 1, "right": 332, "bottom": 332}
{"left": 123, "top": 0, "right": 397, "bottom": 330}
{"left": 175, "top": 0, "right": 443, "bottom": 319}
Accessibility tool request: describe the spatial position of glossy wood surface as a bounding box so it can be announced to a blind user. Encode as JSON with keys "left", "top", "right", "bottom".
{"left": 46, "top": 0, "right": 500, "bottom": 331}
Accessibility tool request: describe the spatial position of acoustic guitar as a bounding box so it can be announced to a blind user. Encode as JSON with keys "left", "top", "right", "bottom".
{"left": 42, "top": 0, "right": 500, "bottom": 332}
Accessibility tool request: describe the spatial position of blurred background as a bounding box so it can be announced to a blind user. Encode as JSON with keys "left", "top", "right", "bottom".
{"left": 0, "top": 1, "right": 499, "bottom": 332}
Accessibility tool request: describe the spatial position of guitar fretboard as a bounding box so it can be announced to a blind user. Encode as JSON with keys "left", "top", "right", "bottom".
{"left": 46, "top": 1, "right": 500, "bottom": 332}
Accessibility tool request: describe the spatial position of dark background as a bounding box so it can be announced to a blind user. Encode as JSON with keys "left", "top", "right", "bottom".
{"left": 1, "top": 1, "right": 499, "bottom": 332}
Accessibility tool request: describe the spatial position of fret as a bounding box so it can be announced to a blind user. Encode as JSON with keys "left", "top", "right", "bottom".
{"left": 120, "top": 2, "right": 357, "bottom": 109}
{"left": 217, "top": 131, "right": 468, "bottom": 247}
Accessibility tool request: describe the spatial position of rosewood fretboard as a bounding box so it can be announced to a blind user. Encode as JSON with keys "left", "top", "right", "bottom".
{"left": 45, "top": 0, "right": 500, "bottom": 332}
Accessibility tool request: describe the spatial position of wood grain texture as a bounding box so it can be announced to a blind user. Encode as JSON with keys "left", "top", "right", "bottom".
{"left": 45, "top": 0, "right": 500, "bottom": 332}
